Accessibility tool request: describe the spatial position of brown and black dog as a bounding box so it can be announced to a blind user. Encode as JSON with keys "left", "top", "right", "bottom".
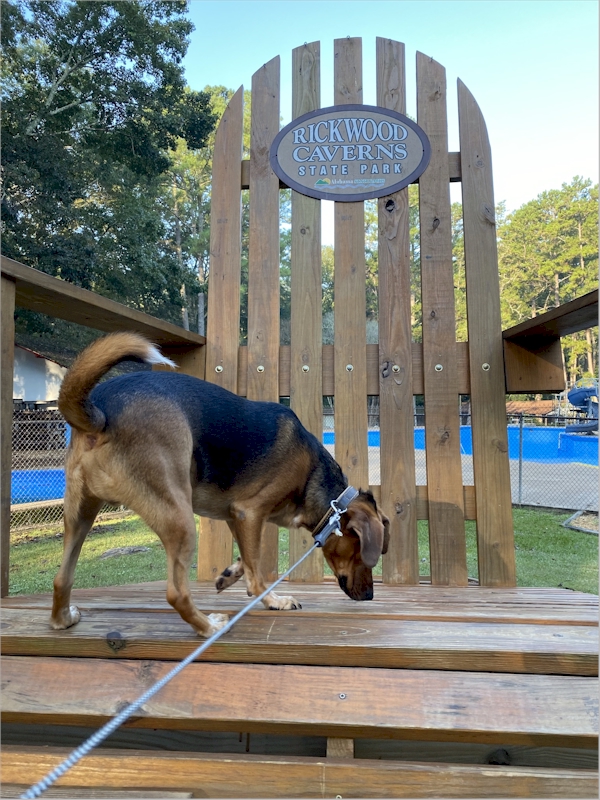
{"left": 53, "top": 332, "right": 389, "bottom": 637}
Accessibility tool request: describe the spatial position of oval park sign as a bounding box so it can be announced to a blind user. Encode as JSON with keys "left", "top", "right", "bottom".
{"left": 270, "top": 104, "right": 431, "bottom": 202}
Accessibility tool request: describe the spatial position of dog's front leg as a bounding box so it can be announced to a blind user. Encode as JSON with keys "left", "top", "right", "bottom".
{"left": 228, "top": 513, "right": 301, "bottom": 611}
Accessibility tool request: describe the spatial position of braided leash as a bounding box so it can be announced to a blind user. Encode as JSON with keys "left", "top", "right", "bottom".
{"left": 20, "top": 486, "right": 358, "bottom": 799}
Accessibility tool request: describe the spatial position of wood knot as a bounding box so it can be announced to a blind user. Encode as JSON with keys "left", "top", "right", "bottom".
{"left": 106, "top": 631, "right": 126, "bottom": 653}
{"left": 483, "top": 204, "right": 495, "bottom": 225}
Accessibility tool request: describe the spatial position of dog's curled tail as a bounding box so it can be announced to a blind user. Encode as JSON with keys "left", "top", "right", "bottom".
{"left": 58, "top": 332, "right": 176, "bottom": 433}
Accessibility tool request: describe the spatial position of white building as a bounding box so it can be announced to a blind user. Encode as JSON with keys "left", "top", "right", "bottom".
{"left": 13, "top": 346, "right": 67, "bottom": 402}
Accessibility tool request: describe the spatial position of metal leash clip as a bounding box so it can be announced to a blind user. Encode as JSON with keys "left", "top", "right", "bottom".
{"left": 313, "top": 486, "right": 359, "bottom": 548}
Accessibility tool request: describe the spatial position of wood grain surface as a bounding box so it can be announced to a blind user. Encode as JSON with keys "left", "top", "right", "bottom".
{"left": 197, "top": 86, "right": 245, "bottom": 582}
{"left": 1, "top": 605, "right": 596, "bottom": 675}
{"left": 416, "top": 53, "right": 467, "bottom": 585}
{"left": 288, "top": 42, "right": 324, "bottom": 583}
{"left": 2, "top": 658, "right": 597, "bottom": 748}
{"left": 376, "top": 38, "right": 419, "bottom": 585}
{"left": 3, "top": 747, "right": 597, "bottom": 798}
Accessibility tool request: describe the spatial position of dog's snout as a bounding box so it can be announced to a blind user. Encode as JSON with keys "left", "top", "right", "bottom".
{"left": 337, "top": 574, "right": 373, "bottom": 601}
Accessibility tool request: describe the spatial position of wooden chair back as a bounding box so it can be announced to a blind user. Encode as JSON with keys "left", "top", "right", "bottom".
{"left": 197, "top": 38, "right": 516, "bottom": 588}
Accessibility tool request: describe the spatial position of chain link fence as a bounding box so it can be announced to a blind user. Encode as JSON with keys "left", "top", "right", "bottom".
{"left": 10, "top": 401, "right": 123, "bottom": 531}
{"left": 10, "top": 402, "right": 598, "bottom": 533}
{"left": 324, "top": 402, "right": 598, "bottom": 514}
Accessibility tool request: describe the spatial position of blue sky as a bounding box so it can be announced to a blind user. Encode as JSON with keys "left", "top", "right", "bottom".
{"left": 183, "top": 1, "right": 598, "bottom": 242}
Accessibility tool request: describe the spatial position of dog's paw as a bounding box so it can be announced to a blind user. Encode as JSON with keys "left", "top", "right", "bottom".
{"left": 216, "top": 558, "right": 244, "bottom": 593}
{"left": 203, "top": 612, "right": 230, "bottom": 637}
{"left": 266, "top": 593, "right": 302, "bottom": 611}
{"left": 50, "top": 604, "right": 81, "bottom": 630}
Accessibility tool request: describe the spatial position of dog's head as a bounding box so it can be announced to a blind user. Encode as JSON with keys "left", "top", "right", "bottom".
{"left": 321, "top": 490, "right": 389, "bottom": 601}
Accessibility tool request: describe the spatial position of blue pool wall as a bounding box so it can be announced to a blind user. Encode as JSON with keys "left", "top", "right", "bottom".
{"left": 12, "top": 425, "right": 599, "bottom": 504}
{"left": 325, "top": 425, "right": 598, "bottom": 465}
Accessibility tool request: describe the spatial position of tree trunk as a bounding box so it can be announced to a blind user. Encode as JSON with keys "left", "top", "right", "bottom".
{"left": 585, "top": 328, "right": 595, "bottom": 375}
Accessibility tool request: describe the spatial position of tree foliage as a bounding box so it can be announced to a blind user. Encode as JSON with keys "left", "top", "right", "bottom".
{"left": 2, "top": 0, "right": 216, "bottom": 360}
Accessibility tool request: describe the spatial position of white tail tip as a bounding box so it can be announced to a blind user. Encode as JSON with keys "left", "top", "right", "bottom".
{"left": 146, "top": 345, "right": 177, "bottom": 369}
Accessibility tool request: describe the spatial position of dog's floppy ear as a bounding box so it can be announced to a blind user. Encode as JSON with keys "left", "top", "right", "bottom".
{"left": 345, "top": 506, "right": 386, "bottom": 568}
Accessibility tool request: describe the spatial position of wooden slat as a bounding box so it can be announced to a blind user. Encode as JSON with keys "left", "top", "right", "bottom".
{"left": 2, "top": 658, "right": 597, "bottom": 746}
{"left": 503, "top": 290, "right": 599, "bottom": 340}
{"left": 241, "top": 151, "right": 464, "bottom": 188}
{"left": 4, "top": 583, "right": 596, "bottom": 626}
{"left": 1, "top": 275, "right": 16, "bottom": 597}
{"left": 4, "top": 747, "right": 597, "bottom": 799}
{"left": 246, "top": 56, "right": 281, "bottom": 581}
{"left": 376, "top": 38, "right": 419, "bottom": 585}
{"left": 1, "top": 609, "right": 596, "bottom": 674}
{"left": 0, "top": 257, "right": 205, "bottom": 349}
{"left": 417, "top": 53, "right": 467, "bottom": 586}
{"left": 333, "top": 37, "right": 369, "bottom": 489}
{"left": 197, "top": 87, "right": 245, "bottom": 582}
{"left": 458, "top": 80, "right": 516, "bottom": 587}
{"left": 289, "top": 42, "right": 324, "bottom": 583}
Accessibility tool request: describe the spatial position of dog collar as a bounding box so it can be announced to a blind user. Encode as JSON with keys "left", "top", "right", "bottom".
{"left": 312, "top": 486, "right": 359, "bottom": 547}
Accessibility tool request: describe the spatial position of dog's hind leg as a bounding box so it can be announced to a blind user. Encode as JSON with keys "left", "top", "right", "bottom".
{"left": 149, "top": 499, "right": 229, "bottom": 637}
{"left": 51, "top": 492, "right": 102, "bottom": 630}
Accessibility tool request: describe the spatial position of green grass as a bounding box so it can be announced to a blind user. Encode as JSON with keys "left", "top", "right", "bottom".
{"left": 8, "top": 507, "right": 598, "bottom": 596}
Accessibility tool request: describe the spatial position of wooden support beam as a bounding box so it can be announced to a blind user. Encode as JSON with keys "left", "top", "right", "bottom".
{"left": 241, "top": 152, "right": 463, "bottom": 188}
{"left": 503, "top": 337, "right": 565, "bottom": 394}
{"left": 1, "top": 257, "right": 205, "bottom": 350}
{"left": 503, "top": 290, "right": 598, "bottom": 341}
{"left": 1, "top": 275, "right": 16, "bottom": 597}
{"left": 327, "top": 737, "right": 355, "bottom": 758}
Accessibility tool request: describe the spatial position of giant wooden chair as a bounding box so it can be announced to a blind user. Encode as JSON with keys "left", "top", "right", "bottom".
{"left": 2, "top": 38, "right": 598, "bottom": 798}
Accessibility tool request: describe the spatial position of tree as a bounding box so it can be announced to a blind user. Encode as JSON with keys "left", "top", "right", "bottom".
{"left": 1, "top": 0, "right": 216, "bottom": 358}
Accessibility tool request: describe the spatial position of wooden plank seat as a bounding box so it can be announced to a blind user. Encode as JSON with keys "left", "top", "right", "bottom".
{"left": 2, "top": 581, "right": 598, "bottom": 797}
{"left": 2, "top": 747, "right": 598, "bottom": 799}
{"left": 1, "top": 588, "right": 597, "bottom": 675}
{"left": 2, "top": 657, "right": 597, "bottom": 748}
